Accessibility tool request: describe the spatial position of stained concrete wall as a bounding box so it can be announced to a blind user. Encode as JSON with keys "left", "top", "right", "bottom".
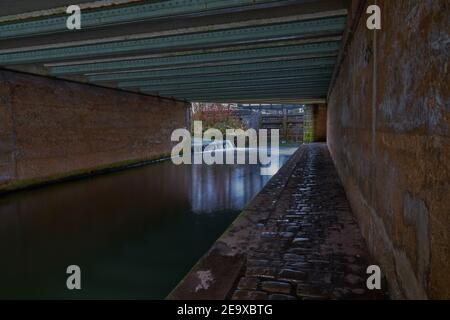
{"left": 0, "top": 69, "right": 189, "bottom": 192}
{"left": 327, "top": 1, "right": 449, "bottom": 299}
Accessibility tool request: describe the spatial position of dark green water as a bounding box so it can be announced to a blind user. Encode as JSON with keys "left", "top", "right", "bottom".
{"left": 0, "top": 148, "right": 296, "bottom": 299}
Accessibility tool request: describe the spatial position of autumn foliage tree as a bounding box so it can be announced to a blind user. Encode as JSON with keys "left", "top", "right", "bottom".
{"left": 191, "top": 103, "right": 245, "bottom": 134}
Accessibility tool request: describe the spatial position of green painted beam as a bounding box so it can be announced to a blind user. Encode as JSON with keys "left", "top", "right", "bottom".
{"left": 144, "top": 85, "right": 329, "bottom": 97}
{"left": 156, "top": 91, "right": 328, "bottom": 101}
{"left": 179, "top": 91, "right": 328, "bottom": 100}
{"left": 235, "top": 104, "right": 306, "bottom": 110}
{"left": 150, "top": 88, "right": 329, "bottom": 99}
{"left": 146, "top": 88, "right": 330, "bottom": 99}
{"left": 190, "top": 98, "right": 325, "bottom": 103}
{"left": 178, "top": 91, "right": 328, "bottom": 101}
{"left": 118, "top": 69, "right": 333, "bottom": 88}
{"left": 188, "top": 97, "right": 325, "bottom": 102}
{"left": 49, "top": 41, "right": 339, "bottom": 75}
{"left": 0, "top": 16, "right": 346, "bottom": 64}
{"left": 137, "top": 77, "right": 331, "bottom": 92}
{"left": 89, "top": 57, "right": 337, "bottom": 82}
{"left": 0, "top": 0, "right": 282, "bottom": 39}
{"left": 168, "top": 85, "right": 329, "bottom": 94}
{"left": 151, "top": 85, "right": 329, "bottom": 94}
{"left": 193, "top": 97, "right": 326, "bottom": 103}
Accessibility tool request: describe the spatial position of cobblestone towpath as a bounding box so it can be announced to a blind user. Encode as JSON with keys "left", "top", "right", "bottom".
{"left": 169, "top": 143, "right": 388, "bottom": 300}
{"left": 231, "top": 144, "right": 387, "bottom": 300}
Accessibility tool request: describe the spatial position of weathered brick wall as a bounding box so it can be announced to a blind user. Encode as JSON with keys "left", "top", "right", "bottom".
{"left": 0, "top": 69, "right": 189, "bottom": 192}
{"left": 327, "top": 1, "right": 449, "bottom": 299}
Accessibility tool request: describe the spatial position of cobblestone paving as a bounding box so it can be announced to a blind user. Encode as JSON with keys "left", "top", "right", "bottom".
{"left": 231, "top": 144, "right": 388, "bottom": 300}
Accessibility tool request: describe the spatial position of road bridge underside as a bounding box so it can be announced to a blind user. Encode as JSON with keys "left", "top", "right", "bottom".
{"left": 0, "top": 0, "right": 350, "bottom": 104}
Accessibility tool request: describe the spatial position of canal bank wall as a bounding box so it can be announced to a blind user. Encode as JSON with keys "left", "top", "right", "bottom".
{"left": 0, "top": 69, "right": 190, "bottom": 193}
{"left": 327, "top": 1, "right": 449, "bottom": 299}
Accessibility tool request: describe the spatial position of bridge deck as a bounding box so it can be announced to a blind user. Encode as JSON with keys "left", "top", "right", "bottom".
{"left": 0, "top": 0, "right": 350, "bottom": 104}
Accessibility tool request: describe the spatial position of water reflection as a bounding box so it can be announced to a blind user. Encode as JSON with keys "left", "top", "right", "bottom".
{"left": 0, "top": 147, "right": 296, "bottom": 299}
{"left": 191, "top": 163, "right": 266, "bottom": 213}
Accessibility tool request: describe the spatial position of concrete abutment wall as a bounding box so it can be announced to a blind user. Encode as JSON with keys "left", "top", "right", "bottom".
{"left": 327, "top": 0, "right": 449, "bottom": 299}
{"left": 0, "top": 69, "right": 189, "bottom": 193}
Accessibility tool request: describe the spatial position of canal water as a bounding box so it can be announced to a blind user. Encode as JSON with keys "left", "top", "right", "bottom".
{"left": 0, "top": 147, "right": 297, "bottom": 299}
